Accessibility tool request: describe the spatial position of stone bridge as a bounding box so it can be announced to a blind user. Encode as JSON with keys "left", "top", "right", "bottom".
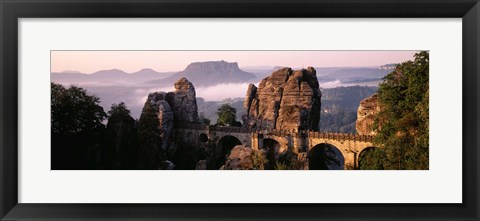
{"left": 175, "top": 125, "right": 376, "bottom": 170}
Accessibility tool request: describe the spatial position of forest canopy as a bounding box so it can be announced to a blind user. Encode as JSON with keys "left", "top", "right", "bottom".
{"left": 360, "top": 51, "right": 429, "bottom": 170}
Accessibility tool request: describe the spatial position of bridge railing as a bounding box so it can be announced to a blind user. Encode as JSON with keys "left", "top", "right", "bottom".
{"left": 174, "top": 124, "right": 375, "bottom": 142}
{"left": 254, "top": 129, "right": 374, "bottom": 142}
{"left": 209, "top": 126, "right": 251, "bottom": 133}
{"left": 307, "top": 131, "right": 374, "bottom": 142}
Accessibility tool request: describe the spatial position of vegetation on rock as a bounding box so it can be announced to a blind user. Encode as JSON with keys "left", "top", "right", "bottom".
{"left": 320, "top": 86, "right": 377, "bottom": 133}
{"left": 361, "top": 51, "right": 429, "bottom": 170}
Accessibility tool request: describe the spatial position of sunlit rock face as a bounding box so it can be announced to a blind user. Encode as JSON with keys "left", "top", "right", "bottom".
{"left": 170, "top": 77, "right": 199, "bottom": 124}
{"left": 242, "top": 67, "right": 321, "bottom": 131}
{"left": 220, "top": 145, "right": 256, "bottom": 170}
{"left": 356, "top": 93, "right": 380, "bottom": 135}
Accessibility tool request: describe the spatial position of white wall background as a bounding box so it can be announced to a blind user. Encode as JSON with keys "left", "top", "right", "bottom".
{"left": 18, "top": 18, "right": 462, "bottom": 203}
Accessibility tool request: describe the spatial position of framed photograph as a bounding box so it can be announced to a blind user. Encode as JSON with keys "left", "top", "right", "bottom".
{"left": 1, "top": 0, "right": 479, "bottom": 220}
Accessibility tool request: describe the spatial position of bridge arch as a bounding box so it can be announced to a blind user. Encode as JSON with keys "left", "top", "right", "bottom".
{"left": 216, "top": 135, "right": 242, "bottom": 168}
{"left": 198, "top": 133, "right": 208, "bottom": 143}
{"left": 262, "top": 138, "right": 286, "bottom": 155}
{"left": 262, "top": 138, "right": 285, "bottom": 169}
{"left": 308, "top": 143, "right": 345, "bottom": 170}
{"left": 357, "top": 146, "right": 383, "bottom": 170}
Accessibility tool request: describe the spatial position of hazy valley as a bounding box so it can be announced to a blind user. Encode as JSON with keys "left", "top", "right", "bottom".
{"left": 51, "top": 60, "right": 389, "bottom": 129}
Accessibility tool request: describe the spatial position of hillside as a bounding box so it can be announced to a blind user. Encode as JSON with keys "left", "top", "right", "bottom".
{"left": 51, "top": 68, "right": 175, "bottom": 85}
{"left": 319, "top": 86, "right": 378, "bottom": 133}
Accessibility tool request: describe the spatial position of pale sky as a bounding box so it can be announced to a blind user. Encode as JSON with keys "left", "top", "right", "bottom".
{"left": 51, "top": 51, "right": 417, "bottom": 73}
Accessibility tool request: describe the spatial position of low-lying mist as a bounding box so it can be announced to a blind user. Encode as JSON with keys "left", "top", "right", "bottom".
{"left": 54, "top": 78, "right": 381, "bottom": 121}
{"left": 55, "top": 82, "right": 256, "bottom": 120}
{"left": 196, "top": 83, "right": 253, "bottom": 101}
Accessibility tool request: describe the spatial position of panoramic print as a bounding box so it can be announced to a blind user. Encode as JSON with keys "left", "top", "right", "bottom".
{"left": 51, "top": 51, "right": 429, "bottom": 170}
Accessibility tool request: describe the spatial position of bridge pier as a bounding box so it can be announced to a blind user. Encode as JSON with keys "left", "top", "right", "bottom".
{"left": 343, "top": 151, "right": 356, "bottom": 170}
{"left": 293, "top": 132, "right": 308, "bottom": 153}
{"left": 251, "top": 132, "right": 260, "bottom": 150}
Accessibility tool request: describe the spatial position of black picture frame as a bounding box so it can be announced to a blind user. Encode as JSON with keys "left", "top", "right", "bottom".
{"left": 1, "top": 0, "right": 479, "bottom": 220}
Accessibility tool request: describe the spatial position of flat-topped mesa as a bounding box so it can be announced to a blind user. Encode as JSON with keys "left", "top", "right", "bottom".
{"left": 151, "top": 60, "right": 256, "bottom": 87}
{"left": 356, "top": 93, "right": 380, "bottom": 135}
{"left": 184, "top": 60, "right": 240, "bottom": 73}
{"left": 242, "top": 67, "right": 322, "bottom": 131}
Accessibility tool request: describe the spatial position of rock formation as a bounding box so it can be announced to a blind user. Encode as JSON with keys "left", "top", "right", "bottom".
{"left": 144, "top": 92, "right": 174, "bottom": 152}
{"left": 169, "top": 77, "right": 199, "bottom": 124}
{"left": 243, "top": 67, "right": 321, "bottom": 131}
{"left": 195, "top": 160, "right": 207, "bottom": 170}
{"left": 140, "top": 78, "right": 199, "bottom": 152}
{"left": 221, "top": 145, "right": 257, "bottom": 170}
{"left": 356, "top": 93, "right": 380, "bottom": 135}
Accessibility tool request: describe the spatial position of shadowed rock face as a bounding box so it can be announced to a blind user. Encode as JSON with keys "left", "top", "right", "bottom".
{"left": 141, "top": 78, "right": 199, "bottom": 152}
{"left": 356, "top": 93, "right": 380, "bottom": 135}
{"left": 145, "top": 92, "right": 174, "bottom": 152}
{"left": 242, "top": 67, "right": 322, "bottom": 131}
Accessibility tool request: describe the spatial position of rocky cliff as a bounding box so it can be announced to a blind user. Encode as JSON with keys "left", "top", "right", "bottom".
{"left": 141, "top": 77, "right": 199, "bottom": 152}
{"left": 356, "top": 93, "right": 380, "bottom": 135}
{"left": 243, "top": 67, "right": 322, "bottom": 131}
{"left": 169, "top": 77, "right": 199, "bottom": 124}
{"left": 145, "top": 92, "right": 174, "bottom": 152}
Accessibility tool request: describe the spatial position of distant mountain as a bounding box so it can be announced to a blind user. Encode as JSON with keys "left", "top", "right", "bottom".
{"left": 90, "top": 69, "right": 129, "bottom": 79}
{"left": 132, "top": 68, "right": 161, "bottom": 76}
{"left": 51, "top": 68, "right": 175, "bottom": 85}
{"left": 315, "top": 67, "right": 392, "bottom": 84}
{"left": 147, "top": 61, "right": 256, "bottom": 87}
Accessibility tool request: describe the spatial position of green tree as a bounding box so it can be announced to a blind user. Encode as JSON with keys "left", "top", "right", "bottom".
{"left": 137, "top": 101, "right": 162, "bottom": 169}
{"left": 216, "top": 104, "right": 239, "bottom": 126}
{"left": 372, "top": 51, "right": 429, "bottom": 170}
{"left": 51, "top": 83, "right": 106, "bottom": 134}
{"left": 202, "top": 118, "right": 211, "bottom": 126}
{"left": 103, "top": 102, "right": 138, "bottom": 169}
{"left": 51, "top": 83, "right": 107, "bottom": 169}
{"left": 358, "top": 148, "right": 385, "bottom": 170}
